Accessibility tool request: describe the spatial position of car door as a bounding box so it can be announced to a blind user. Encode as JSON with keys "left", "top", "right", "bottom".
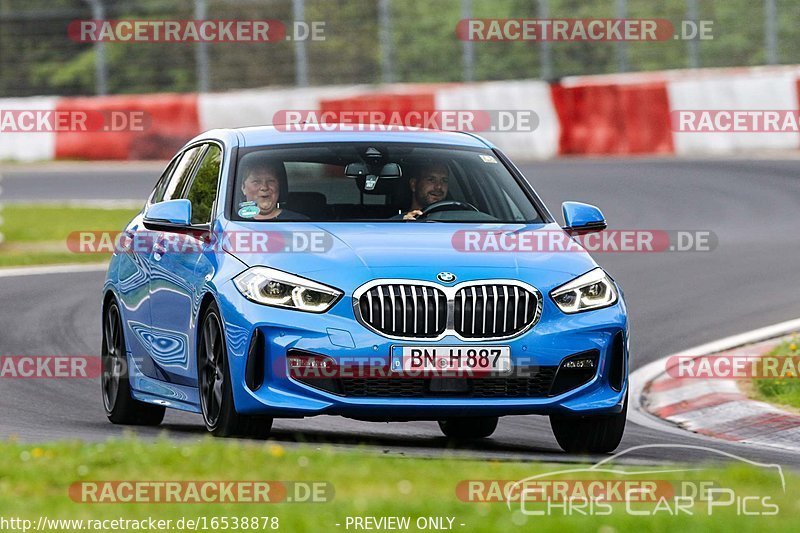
{"left": 136, "top": 144, "right": 206, "bottom": 382}
{"left": 117, "top": 157, "right": 180, "bottom": 375}
{"left": 148, "top": 143, "right": 222, "bottom": 384}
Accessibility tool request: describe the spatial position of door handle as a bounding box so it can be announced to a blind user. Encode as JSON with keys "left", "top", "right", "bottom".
{"left": 118, "top": 230, "right": 136, "bottom": 253}
{"left": 153, "top": 240, "right": 167, "bottom": 261}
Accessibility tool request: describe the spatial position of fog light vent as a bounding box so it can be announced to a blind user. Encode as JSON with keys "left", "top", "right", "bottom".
{"left": 550, "top": 350, "right": 599, "bottom": 396}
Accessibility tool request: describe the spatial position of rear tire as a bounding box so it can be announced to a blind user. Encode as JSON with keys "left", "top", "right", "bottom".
{"left": 438, "top": 417, "right": 498, "bottom": 439}
{"left": 550, "top": 393, "right": 627, "bottom": 453}
{"left": 102, "top": 300, "right": 165, "bottom": 426}
{"left": 198, "top": 302, "right": 273, "bottom": 438}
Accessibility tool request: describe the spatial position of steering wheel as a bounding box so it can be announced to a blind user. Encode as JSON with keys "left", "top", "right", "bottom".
{"left": 419, "top": 200, "right": 480, "bottom": 218}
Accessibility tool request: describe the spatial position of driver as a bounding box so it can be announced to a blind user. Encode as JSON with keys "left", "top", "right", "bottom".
{"left": 398, "top": 162, "right": 450, "bottom": 220}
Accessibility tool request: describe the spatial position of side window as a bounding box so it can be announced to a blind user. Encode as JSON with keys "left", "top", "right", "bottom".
{"left": 162, "top": 146, "right": 205, "bottom": 202}
{"left": 183, "top": 144, "right": 222, "bottom": 225}
{"left": 150, "top": 158, "right": 179, "bottom": 204}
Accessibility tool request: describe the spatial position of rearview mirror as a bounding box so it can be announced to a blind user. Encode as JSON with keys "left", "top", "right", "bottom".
{"left": 345, "top": 162, "right": 369, "bottom": 178}
{"left": 143, "top": 199, "right": 192, "bottom": 229}
{"left": 379, "top": 163, "right": 402, "bottom": 178}
{"left": 346, "top": 162, "right": 402, "bottom": 191}
{"left": 345, "top": 162, "right": 402, "bottom": 178}
{"left": 562, "top": 201, "right": 606, "bottom": 233}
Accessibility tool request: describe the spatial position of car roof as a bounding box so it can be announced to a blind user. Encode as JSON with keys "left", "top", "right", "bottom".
{"left": 190, "top": 125, "right": 495, "bottom": 149}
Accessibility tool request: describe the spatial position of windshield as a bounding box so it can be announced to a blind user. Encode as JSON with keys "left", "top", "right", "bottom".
{"left": 230, "top": 142, "right": 545, "bottom": 223}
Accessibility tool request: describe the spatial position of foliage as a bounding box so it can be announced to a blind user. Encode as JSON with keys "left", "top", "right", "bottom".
{"left": 0, "top": 0, "right": 792, "bottom": 96}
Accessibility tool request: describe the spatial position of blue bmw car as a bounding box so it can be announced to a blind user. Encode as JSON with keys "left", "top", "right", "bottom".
{"left": 101, "top": 126, "right": 628, "bottom": 453}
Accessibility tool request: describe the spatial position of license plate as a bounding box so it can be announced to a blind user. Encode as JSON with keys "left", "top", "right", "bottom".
{"left": 391, "top": 346, "right": 511, "bottom": 375}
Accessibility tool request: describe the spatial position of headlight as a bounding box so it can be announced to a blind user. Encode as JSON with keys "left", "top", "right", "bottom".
{"left": 550, "top": 268, "right": 617, "bottom": 314}
{"left": 234, "top": 267, "right": 343, "bottom": 313}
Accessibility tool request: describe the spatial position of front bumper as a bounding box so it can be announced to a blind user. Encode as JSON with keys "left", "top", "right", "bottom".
{"left": 217, "top": 280, "right": 629, "bottom": 420}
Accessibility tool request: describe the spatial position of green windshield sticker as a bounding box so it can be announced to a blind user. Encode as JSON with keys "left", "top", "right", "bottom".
{"left": 238, "top": 201, "right": 259, "bottom": 218}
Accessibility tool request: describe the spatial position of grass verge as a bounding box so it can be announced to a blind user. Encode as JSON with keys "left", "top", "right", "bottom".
{"left": 748, "top": 338, "right": 800, "bottom": 410}
{"left": 0, "top": 204, "right": 138, "bottom": 267}
{"left": 0, "top": 437, "right": 796, "bottom": 532}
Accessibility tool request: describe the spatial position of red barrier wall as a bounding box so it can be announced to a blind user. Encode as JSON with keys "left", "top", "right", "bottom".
{"left": 319, "top": 92, "right": 437, "bottom": 125}
{"left": 552, "top": 82, "right": 673, "bottom": 155}
{"left": 55, "top": 93, "right": 200, "bottom": 160}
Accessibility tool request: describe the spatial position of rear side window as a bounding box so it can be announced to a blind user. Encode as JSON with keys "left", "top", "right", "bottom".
{"left": 183, "top": 145, "right": 222, "bottom": 225}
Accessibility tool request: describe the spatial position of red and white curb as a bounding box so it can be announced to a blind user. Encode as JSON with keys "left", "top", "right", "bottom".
{"left": 629, "top": 318, "right": 800, "bottom": 453}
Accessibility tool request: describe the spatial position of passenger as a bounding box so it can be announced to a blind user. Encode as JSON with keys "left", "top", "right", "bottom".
{"left": 239, "top": 160, "right": 308, "bottom": 220}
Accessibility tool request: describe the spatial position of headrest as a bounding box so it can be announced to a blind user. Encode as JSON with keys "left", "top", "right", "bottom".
{"left": 286, "top": 191, "right": 327, "bottom": 218}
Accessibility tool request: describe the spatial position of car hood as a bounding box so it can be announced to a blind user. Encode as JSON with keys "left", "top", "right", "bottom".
{"left": 223, "top": 221, "right": 599, "bottom": 293}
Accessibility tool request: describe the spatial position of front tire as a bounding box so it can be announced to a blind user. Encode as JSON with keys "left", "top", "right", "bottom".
{"left": 198, "top": 303, "right": 273, "bottom": 438}
{"left": 102, "top": 300, "right": 165, "bottom": 426}
{"left": 550, "top": 392, "right": 627, "bottom": 453}
{"left": 438, "top": 416, "right": 499, "bottom": 439}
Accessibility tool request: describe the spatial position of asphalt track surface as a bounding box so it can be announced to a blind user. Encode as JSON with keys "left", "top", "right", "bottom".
{"left": 2, "top": 158, "right": 800, "bottom": 468}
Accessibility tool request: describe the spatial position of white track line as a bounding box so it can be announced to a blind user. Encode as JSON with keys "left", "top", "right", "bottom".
{"left": 2, "top": 199, "right": 143, "bottom": 209}
{"left": 0, "top": 263, "right": 108, "bottom": 278}
{"left": 629, "top": 318, "right": 800, "bottom": 442}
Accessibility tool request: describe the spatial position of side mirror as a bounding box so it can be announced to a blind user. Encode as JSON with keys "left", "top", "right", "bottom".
{"left": 562, "top": 201, "right": 606, "bottom": 233}
{"left": 143, "top": 199, "right": 192, "bottom": 229}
